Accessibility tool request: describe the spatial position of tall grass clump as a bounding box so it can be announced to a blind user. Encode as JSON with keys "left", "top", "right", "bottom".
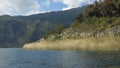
{"left": 23, "top": 36, "right": 120, "bottom": 51}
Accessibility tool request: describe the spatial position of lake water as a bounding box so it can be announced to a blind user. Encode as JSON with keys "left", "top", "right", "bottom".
{"left": 0, "top": 48, "right": 120, "bottom": 68}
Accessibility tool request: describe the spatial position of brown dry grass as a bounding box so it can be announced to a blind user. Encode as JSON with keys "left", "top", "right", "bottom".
{"left": 23, "top": 36, "right": 120, "bottom": 51}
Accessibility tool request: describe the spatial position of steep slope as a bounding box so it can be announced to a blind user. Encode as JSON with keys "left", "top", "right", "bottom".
{"left": 23, "top": 0, "right": 120, "bottom": 51}
{"left": 0, "top": 6, "right": 86, "bottom": 47}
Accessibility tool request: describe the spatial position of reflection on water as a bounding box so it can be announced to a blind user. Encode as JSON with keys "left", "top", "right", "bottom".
{"left": 0, "top": 48, "right": 120, "bottom": 68}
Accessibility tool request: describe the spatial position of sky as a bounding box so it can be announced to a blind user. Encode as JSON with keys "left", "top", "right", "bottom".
{"left": 0, "top": 0, "right": 99, "bottom": 16}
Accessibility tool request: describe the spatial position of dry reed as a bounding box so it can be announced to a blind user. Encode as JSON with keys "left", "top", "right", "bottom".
{"left": 23, "top": 36, "right": 120, "bottom": 51}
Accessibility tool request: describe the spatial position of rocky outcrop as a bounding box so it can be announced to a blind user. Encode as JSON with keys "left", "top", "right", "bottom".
{"left": 60, "top": 26, "right": 120, "bottom": 39}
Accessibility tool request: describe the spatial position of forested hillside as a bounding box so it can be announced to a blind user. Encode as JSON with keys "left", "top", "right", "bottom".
{"left": 0, "top": 6, "right": 86, "bottom": 47}
{"left": 23, "top": 0, "right": 120, "bottom": 51}
{"left": 72, "top": 0, "right": 120, "bottom": 31}
{"left": 44, "top": 0, "right": 120, "bottom": 40}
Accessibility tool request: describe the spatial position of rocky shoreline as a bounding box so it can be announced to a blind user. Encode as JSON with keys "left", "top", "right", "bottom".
{"left": 23, "top": 26, "right": 120, "bottom": 51}
{"left": 46, "top": 26, "right": 120, "bottom": 40}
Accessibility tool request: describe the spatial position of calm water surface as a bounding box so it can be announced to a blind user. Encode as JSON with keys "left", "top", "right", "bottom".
{"left": 0, "top": 48, "right": 120, "bottom": 68}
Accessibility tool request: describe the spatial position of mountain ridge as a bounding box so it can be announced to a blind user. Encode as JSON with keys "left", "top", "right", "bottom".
{"left": 0, "top": 6, "right": 86, "bottom": 47}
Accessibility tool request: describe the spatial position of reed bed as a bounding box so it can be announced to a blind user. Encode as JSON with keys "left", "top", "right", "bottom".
{"left": 23, "top": 36, "right": 120, "bottom": 51}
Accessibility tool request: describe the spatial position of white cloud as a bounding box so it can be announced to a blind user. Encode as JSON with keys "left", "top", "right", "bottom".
{"left": 53, "top": 0, "right": 99, "bottom": 10}
{"left": 62, "top": 0, "right": 84, "bottom": 10}
{"left": 42, "top": 0, "right": 51, "bottom": 8}
{"left": 53, "top": 0, "right": 62, "bottom": 2}
{"left": 0, "top": 0, "right": 99, "bottom": 16}
{"left": 0, "top": 0, "right": 42, "bottom": 16}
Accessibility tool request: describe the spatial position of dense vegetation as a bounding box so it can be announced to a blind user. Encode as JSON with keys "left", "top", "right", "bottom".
{"left": 44, "top": 24, "right": 66, "bottom": 39}
{"left": 0, "top": 7, "right": 85, "bottom": 47}
{"left": 71, "top": 0, "right": 120, "bottom": 31}
{"left": 44, "top": 0, "right": 120, "bottom": 40}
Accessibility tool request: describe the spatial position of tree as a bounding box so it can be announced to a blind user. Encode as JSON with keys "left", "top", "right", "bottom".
{"left": 54, "top": 24, "right": 66, "bottom": 34}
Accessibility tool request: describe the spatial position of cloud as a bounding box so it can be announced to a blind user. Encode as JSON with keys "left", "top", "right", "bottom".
{"left": 42, "top": 0, "right": 51, "bottom": 8}
{"left": 53, "top": 0, "right": 62, "bottom": 2}
{"left": 62, "top": 0, "right": 84, "bottom": 10}
{"left": 0, "top": 0, "right": 99, "bottom": 16}
{"left": 53, "top": 0, "right": 99, "bottom": 10}
{"left": 0, "top": 0, "right": 42, "bottom": 16}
